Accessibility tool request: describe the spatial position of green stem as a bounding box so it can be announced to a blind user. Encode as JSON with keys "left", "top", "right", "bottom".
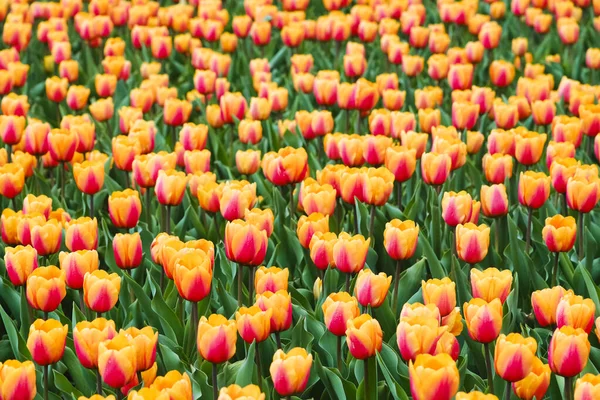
{"left": 484, "top": 342, "right": 495, "bottom": 395}
{"left": 364, "top": 358, "right": 370, "bottom": 398}
{"left": 336, "top": 335, "right": 342, "bottom": 372}
{"left": 345, "top": 273, "right": 351, "bottom": 292}
{"left": 43, "top": 365, "right": 49, "bottom": 400}
{"left": 564, "top": 376, "right": 573, "bottom": 400}
{"left": 289, "top": 184, "right": 295, "bottom": 223}
{"left": 166, "top": 205, "right": 171, "bottom": 235}
{"left": 89, "top": 193, "right": 94, "bottom": 218}
{"left": 255, "top": 341, "right": 263, "bottom": 384}
{"left": 212, "top": 363, "right": 218, "bottom": 400}
{"left": 392, "top": 259, "right": 401, "bottom": 315}
{"left": 60, "top": 162, "right": 66, "bottom": 206}
{"left": 191, "top": 301, "right": 198, "bottom": 342}
{"left": 525, "top": 207, "right": 533, "bottom": 253}
{"left": 368, "top": 204, "right": 376, "bottom": 246}
{"left": 96, "top": 369, "right": 102, "bottom": 395}
{"left": 146, "top": 188, "right": 152, "bottom": 226}
{"left": 578, "top": 212, "right": 584, "bottom": 261}
{"left": 397, "top": 181, "right": 402, "bottom": 210}
{"left": 238, "top": 264, "right": 243, "bottom": 307}
{"left": 275, "top": 331, "right": 282, "bottom": 349}
{"left": 249, "top": 266, "right": 255, "bottom": 305}
{"left": 504, "top": 380, "right": 511, "bottom": 400}
{"left": 551, "top": 252, "right": 560, "bottom": 287}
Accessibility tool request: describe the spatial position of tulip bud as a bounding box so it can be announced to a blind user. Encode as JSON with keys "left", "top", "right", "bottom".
{"left": 0, "top": 164, "right": 25, "bottom": 199}
{"left": 531, "top": 286, "right": 569, "bottom": 327}
{"left": 244, "top": 208, "right": 274, "bottom": 238}
{"left": 518, "top": 171, "right": 551, "bottom": 209}
{"left": 455, "top": 223, "right": 490, "bottom": 264}
{"left": 122, "top": 327, "right": 158, "bottom": 372}
{"left": 31, "top": 219, "right": 63, "bottom": 257}
{"left": 463, "top": 298, "right": 503, "bottom": 343}
{"left": 0, "top": 360, "right": 37, "bottom": 400}
{"left": 224, "top": 219, "right": 268, "bottom": 266}
{"left": 421, "top": 152, "right": 452, "bottom": 186}
{"left": 397, "top": 316, "right": 448, "bottom": 362}
{"left": 471, "top": 268, "right": 513, "bottom": 304}
{"left": 98, "top": 333, "right": 137, "bottom": 388}
{"left": 262, "top": 147, "right": 308, "bottom": 186}
{"left": 235, "top": 306, "right": 272, "bottom": 344}
{"left": 556, "top": 293, "right": 596, "bottom": 333}
{"left": 409, "top": 354, "right": 460, "bottom": 400}
{"left": 309, "top": 232, "right": 337, "bottom": 270}
{"left": 494, "top": 333, "right": 537, "bottom": 382}
{"left": 422, "top": 278, "right": 456, "bottom": 317}
{"left": 354, "top": 269, "right": 392, "bottom": 308}
{"left": 197, "top": 314, "right": 237, "bottom": 364}
{"left": 543, "top": 215, "right": 577, "bottom": 253}
{"left": 59, "top": 250, "right": 99, "bottom": 290}
{"left": 321, "top": 292, "right": 360, "bottom": 337}
{"left": 83, "top": 270, "right": 121, "bottom": 313}
{"left": 480, "top": 184, "right": 509, "bottom": 218}
{"left": 65, "top": 217, "right": 98, "bottom": 251}
{"left": 333, "top": 232, "right": 370, "bottom": 275}
{"left": 253, "top": 289, "right": 292, "bottom": 334}
{"left": 549, "top": 326, "right": 590, "bottom": 377}
{"left": 384, "top": 219, "right": 419, "bottom": 261}
{"left": 108, "top": 189, "right": 142, "bottom": 229}
{"left": 27, "top": 319, "right": 68, "bottom": 366}
{"left": 173, "top": 250, "right": 212, "bottom": 303}
{"left": 269, "top": 348, "right": 313, "bottom": 396}
{"left": 345, "top": 314, "right": 383, "bottom": 359}
{"left": 113, "top": 233, "right": 143, "bottom": 270}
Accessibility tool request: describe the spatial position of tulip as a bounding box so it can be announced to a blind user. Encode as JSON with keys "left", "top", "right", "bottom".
{"left": 73, "top": 161, "right": 105, "bottom": 196}
{"left": 1, "top": 209, "right": 20, "bottom": 245}
{"left": 183, "top": 149, "right": 210, "bottom": 174}
{"left": 197, "top": 314, "right": 237, "bottom": 365}
{"left": 480, "top": 184, "right": 509, "bottom": 218}
{"left": 235, "top": 306, "right": 272, "bottom": 344}
{"left": 550, "top": 158, "right": 579, "bottom": 196}
{"left": 309, "top": 232, "right": 337, "bottom": 271}
{"left": 46, "top": 76, "right": 68, "bottom": 103}
{"left": 0, "top": 163, "right": 25, "bottom": 199}
{"left": 244, "top": 208, "right": 274, "bottom": 238}
{"left": 0, "top": 360, "right": 37, "bottom": 400}
{"left": 4, "top": 245, "right": 37, "bottom": 287}
{"left": 514, "top": 131, "right": 547, "bottom": 166}
{"left": 218, "top": 384, "right": 264, "bottom": 400}
{"left": 236, "top": 149, "right": 261, "bottom": 176}
{"left": 27, "top": 319, "right": 68, "bottom": 365}
{"left": 548, "top": 326, "right": 590, "bottom": 377}
{"left": 518, "top": 170, "right": 551, "bottom": 250}
{"left": 164, "top": 99, "right": 192, "bottom": 127}
{"left": 262, "top": 147, "right": 309, "bottom": 186}
{"left": 59, "top": 250, "right": 99, "bottom": 290}
{"left": 83, "top": 270, "right": 121, "bottom": 313}
{"left": 333, "top": 232, "right": 370, "bottom": 279}
{"left": 31, "top": 219, "right": 63, "bottom": 257}
{"left": 574, "top": 374, "right": 600, "bottom": 400}
{"left": 98, "top": 333, "right": 137, "bottom": 388}
{"left": 151, "top": 370, "right": 192, "bottom": 399}
{"left": 409, "top": 354, "right": 460, "bottom": 400}
{"left": 113, "top": 233, "right": 143, "bottom": 270}
{"left": 531, "top": 286, "right": 569, "bottom": 327}
{"left": 556, "top": 293, "right": 596, "bottom": 333}
{"left": 155, "top": 169, "right": 187, "bottom": 207}
{"left": 385, "top": 146, "right": 417, "bottom": 197}
{"left": 494, "top": 333, "right": 537, "bottom": 382}
{"left": 254, "top": 266, "right": 288, "bottom": 295}
{"left": 471, "top": 268, "right": 513, "bottom": 304}
{"left": 121, "top": 327, "right": 158, "bottom": 373}
{"left": 256, "top": 290, "right": 293, "bottom": 334}
{"left": 354, "top": 269, "right": 392, "bottom": 308}
{"left": 442, "top": 191, "right": 475, "bottom": 227}
{"left": 0, "top": 115, "right": 25, "bottom": 146}
{"left": 566, "top": 173, "right": 600, "bottom": 214}
{"left": 421, "top": 152, "right": 452, "bottom": 186}
{"left": 300, "top": 181, "right": 337, "bottom": 216}
{"left": 421, "top": 278, "right": 456, "bottom": 317}
{"left": 463, "top": 298, "right": 503, "bottom": 343}
{"left": 547, "top": 142, "right": 576, "bottom": 171}
{"left": 512, "top": 357, "right": 551, "bottom": 400}
{"left": 322, "top": 292, "right": 360, "bottom": 337}
{"left": 270, "top": 348, "right": 312, "bottom": 397}
{"left": 173, "top": 250, "right": 212, "bottom": 303}
{"left": 66, "top": 85, "right": 90, "bottom": 110}
{"left": 224, "top": 219, "right": 268, "bottom": 266}
{"left": 455, "top": 223, "right": 490, "bottom": 264}
{"left": 482, "top": 153, "right": 513, "bottom": 184}
{"left": 65, "top": 217, "right": 98, "bottom": 252}
{"left": 108, "top": 189, "right": 142, "bottom": 229}
{"left": 339, "top": 135, "right": 365, "bottom": 167}
{"left": 344, "top": 312, "right": 382, "bottom": 361}
{"left": 397, "top": 316, "right": 448, "bottom": 362}
{"left": 238, "top": 120, "right": 263, "bottom": 145}
{"left": 543, "top": 213, "right": 576, "bottom": 284}
{"left": 48, "top": 128, "right": 78, "bottom": 163}
{"left": 112, "top": 136, "right": 141, "bottom": 171}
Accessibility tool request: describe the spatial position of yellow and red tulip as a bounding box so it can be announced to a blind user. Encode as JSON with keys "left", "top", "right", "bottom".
{"left": 0, "top": 360, "right": 37, "bottom": 400}
{"left": 409, "top": 354, "right": 460, "bottom": 400}
{"left": 236, "top": 306, "right": 272, "bottom": 344}
{"left": 548, "top": 326, "right": 590, "bottom": 377}
{"left": 197, "top": 314, "right": 237, "bottom": 364}
{"left": 256, "top": 290, "right": 293, "bottom": 333}
{"left": 463, "top": 298, "right": 503, "bottom": 343}
{"left": 269, "top": 348, "right": 313, "bottom": 396}
{"left": 59, "top": 250, "right": 99, "bottom": 290}
{"left": 83, "top": 270, "right": 121, "bottom": 313}
{"left": 471, "top": 268, "right": 513, "bottom": 304}
{"left": 224, "top": 219, "right": 268, "bottom": 266}
{"left": 27, "top": 319, "right": 68, "bottom": 366}
{"left": 455, "top": 223, "right": 490, "bottom": 264}
{"left": 98, "top": 333, "right": 137, "bottom": 388}
{"left": 322, "top": 292, "right": 360, "bottom": 336}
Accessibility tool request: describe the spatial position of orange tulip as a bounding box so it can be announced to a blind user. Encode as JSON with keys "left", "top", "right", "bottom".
{"left": 322, "top": 292, "right": 360, "bottom": 336}
{"left": 543, "top": 215, "right": 577, "bottom": 253}
{"left": 197, "top": 314, "right": 237, "bottom": 364}
{"left": 0, "top": 164, "right": 24, "bottom": 199}
{"left": 512, "top": 357, "right": 551, "bottom": 400}
{"left": 556, "top": 293, "right": 596, "bottom": 333}
{"left": 236, "top": 306, "right": 272, "bottom": 344}
{"left": 463, "top": 298, "right": 503, "bottom": 343}
{"left": 26, "top": 265, "right": 66, "bottom": 312}
{"left": 269, "top": 348, "right": 312, "bottom": 396}
{"left": 471, "top": 268, "right": 513, "bottom": 304}
{"left": 262, "top": 147, "right": 308, "bottom": 186}
{"left": 113, "top": 232, "right": 143, "bottom": 270}
{"left": 27, "top": 319, "right": 68, "bottom": 366}
{"left": 174, "top": 247, "right": 213, "bottom": 302}
{"left": 31, "top": 219, "right": 63, "bottom": 256}
{"left": 59, "top": 250, "right": 99, "bottom": 290}
{"left": 4, "top": 245, "right": 38, "bottom": 286}
{"left": 409, "top": 354, "right": 460, "bottom": 400}
{"left": 548, "top": 326, "right": 590, "bottom": 377}
{"left": 224, "top": 219, "right": 268, "bottom": 266}
{"left": 518, "top": 171, "right": 551, "bottom": 209}
{"left": 108, "top": 189, "right": 142, "bottom": 229}
{"left": 455, "top": 223, "right": 490, "bottom": 264}
{"left": 421, "top": 152, "right": 451, "bottom": 186}
{"left": 309, "top": 231, "right": 337, "bottom": 270}
{"left": 83, "top": 270, "right": 121, "bottom": 313}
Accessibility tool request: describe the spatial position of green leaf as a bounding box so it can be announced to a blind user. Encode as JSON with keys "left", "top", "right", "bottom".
{"left": 315, "top": 354, "right": 356, "bottom": 400}
{"left": 376, "top": 353, "right": 409, "bottom": 400}
{"left": 0, "top": 304, "right": 29, "bottom": 361}
{"left": 235, "top": 342, "right": 256, "bottom": 386}
{"left": 53, "top": 370, "right": 84, "bottom": 399}
{"left": 418, "top": 236, "right": 446, "bottom": 278}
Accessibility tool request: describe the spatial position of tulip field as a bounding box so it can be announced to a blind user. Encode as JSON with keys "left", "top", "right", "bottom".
{"left": 4, "top": 0, "right": 600, "bottom": 399}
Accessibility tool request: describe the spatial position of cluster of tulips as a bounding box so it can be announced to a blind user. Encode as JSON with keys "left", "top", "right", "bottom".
{"left": 1, "top": 0, "right": 600, "bottom": 398}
